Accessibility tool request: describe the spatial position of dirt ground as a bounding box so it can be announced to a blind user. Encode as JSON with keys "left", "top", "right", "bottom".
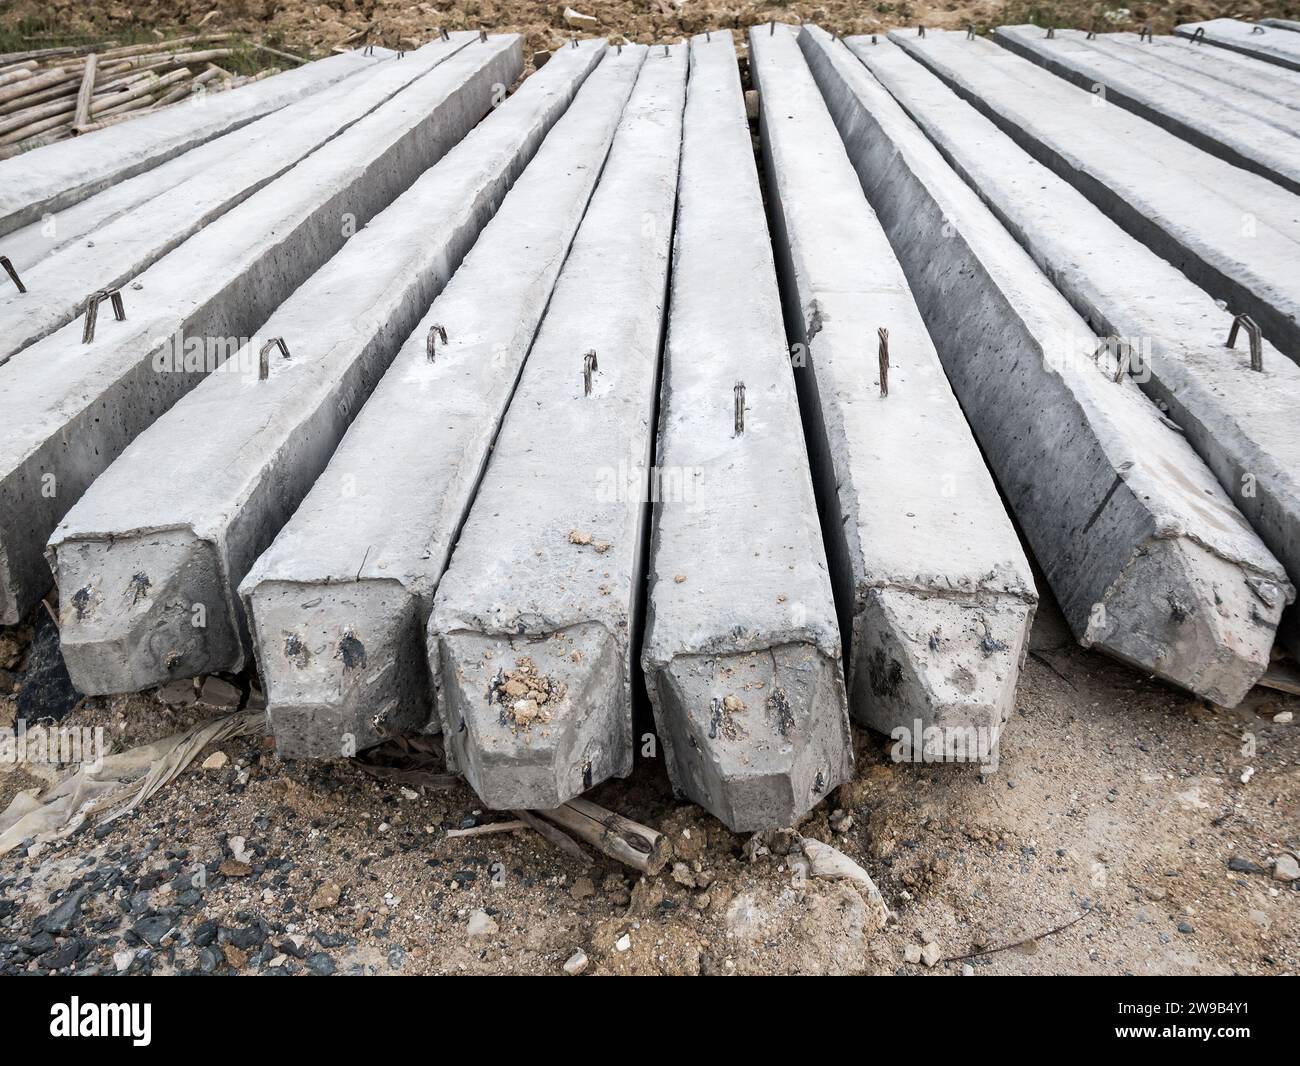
{"left": 2, "top": 580, "right": 1296, "bottom": 975}
{"left": 2, "top": 0, "right": 1297, "bottom": 63}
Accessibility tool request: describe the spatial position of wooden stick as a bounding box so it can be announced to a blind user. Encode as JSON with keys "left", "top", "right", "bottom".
{"left": 73, "top": 54, "right": 98, "bottom": 130}
{"left": 0, "top": 68, "right": 36, "bottom": 88}
{"left": 445, "top": 819, "right": 528, "bottom": 839}
{"left": 534, "top": 799, "right": 668, "bottom": 874}
{"left": 0, "top": 66, "right": 74, "bottom": 107}
{"left": 511, "top": 808, "right": 591, "bottom": 865}
{"left": 251, "top": 41, "right": 310, "bottom": 66}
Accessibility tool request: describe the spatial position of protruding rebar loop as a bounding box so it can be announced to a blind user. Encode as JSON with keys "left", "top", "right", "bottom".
{"left": 1226, "top": 313, "right": 1263, "bottom": 372}
{"left": 0, "top": 255, "right": 25, "bottom": 294}
{"left": 81, "top": 288, "right": 125, "bottom": 344}
{"left": 706, "top": 30, "right": 711, "bottom": 42}
{"left": 871, "top": 34, "right": 879, "bottom": 44}
{"left": 363, "top": 44, "right": 374, "bottom": 56}
{"left": 770, "top": 19, "right": 776, "bottom": 35}
{"left": 1191, "top": 26, "right": 1206, "bottom": 44}
{"left": 583, "top": 349, "right": 598, "bottom": 396}
{"left": 571, "top": 36, "right": 578, "bottom": 49}
{"left": 967, "top": 25, "right": 976, "bottom": 40}
{"left": 1087, "top": 26, "right": 1097, "bottom": 39}
{"left": 479, "top": 29, "right": 488, "bottom": 42}
{"left": 1046, "top": 26, "right": 1056, "bottom": 39}
{"left": 877, "top": 327, "right": 890, "bottom": 397}
{"left": 426, "top": 323, "right": 447, "bottom": 363}
{"left": 1093, "top": 336, "right": 1130, "bottom": 383}
{"left": 1140, "top": 25, "right": 1153, "bottom": 42}
{"left": 733, "top": 381, "right": 745, "bottom": 435}
{"left": 918, "top": 26, "right": 927, "bottom": 38}
{"left": 257, "top": 337, "right": 290, "bottom": 381}
{"left": 664, "top": 44, "right": 670, "bottom": 56}
{"left": 1251, "top": 25, "right": 1266, "bottom": 34}
{"left": 439, "top": 27, "right": 450, "bottom": 41}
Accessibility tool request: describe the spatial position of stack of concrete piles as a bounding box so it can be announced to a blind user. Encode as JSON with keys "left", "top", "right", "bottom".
{"left": 0, "top": 36, "right": 524, "bottom": 627}
{"left": 1175, "top": 18, "right": 1300, "bottom": 71}
{"left": 801, "top": 26, "right": 1292, "bottom": 706}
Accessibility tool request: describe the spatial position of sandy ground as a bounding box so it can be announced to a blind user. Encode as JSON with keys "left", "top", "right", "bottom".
{"left": 2, "top": 581, "right": 1296, "bottom": 975}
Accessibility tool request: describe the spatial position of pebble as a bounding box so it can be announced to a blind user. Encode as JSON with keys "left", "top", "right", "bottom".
{"left": 201, "top": 751, "right": 229, "bottom": 771}
{"left": 305, "top": 952, "right": 335, "bottom": 976}
{"left": 1177, "top": 921, "right": 1194, "bottom": 935}
{"left": 113, "top": 949, "right": 135, "bottom": 973}
{"left": 921, "top": 942, "right": 941, "bottom": 968}
{"left": 961, "top": 964, "right": 974, "bottom": 976}
{"left": 615, "top": 933, "right": 631, "bottom": 952}
{"left": 903, "top": 944, "right": 922, "bottom": 965}
{"left": 467, "top": 910, "right": 498, "bottom": 938}
{"left": 563, "top": 950, "right": 589, "bottom": 975}
{"left": 569, "top": 876, "right": 595, "bottom": 901}
{"left": 198, "top": 676, "right": 241, "bottom": 708}
{"left": 1272, "top": 853, "right": 1299, "bottom": 883}
{"left": 1273, "top": 710, "right": 1293, "bottom": 724}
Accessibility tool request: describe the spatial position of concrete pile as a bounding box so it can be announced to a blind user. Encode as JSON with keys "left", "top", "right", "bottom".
{"left": 992, "top": 25, "right": 1300, "bottom": 194}
{"left": 1175, "top": 18, "right": 1300, "bottom": 71}
{"left": 0, "top": 36, "right": 522, "bottom": 627}
{"left": 640, "top": 31, "right": 853, "bottom": 831}
{"left": 750, "top": 25, "right": 1036, "bottom": 762}
{"left": 802, "top": 26, "right": 1291, "bottom": 707}
{"left": 888, "top": 29, "right": 1300, "bottom": 363}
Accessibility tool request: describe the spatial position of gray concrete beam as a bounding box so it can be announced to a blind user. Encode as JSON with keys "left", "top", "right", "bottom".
{"left": 429, "top": 48, "right": 686, "bottom": 807}
{"left": 750, "top": 25, "right": 1036, "bottom": 756}
{"left": 240, "top": 45, "right": 644, "bottom": 763}
{"left": 44, "top": 36, "right": 598, "bottom": 695}
{"left": 640, "top": 31, "right": 852, "bottom": 832}
{"left": 0, "top": 49, "right": 379, "bottom": 239}
{"left": 992, "top": 26, "right": 1300, "bottom": 193}
{"left": 803, "top": 26, "right": 1292, "bottom": 706}
{"left": 851, "top": 35, "right": 1300, "bottom": 662}
{"left": 0, "top": 36, "right": 528, "bottom": 627}
{"left": 887, "top": 30, "right": 1300, "bottom": 365}
{"left": 1090, "top": 32, "right": 1300, "bottom": 113}
{"left": 0, "top": 35, "right": 477, "bottom": 362}
{"left": 1176, "top": 18, "right": 1300, "bottom": 71}
{"left": 1260, "top": 19, "right": 1300, "bottom": 33}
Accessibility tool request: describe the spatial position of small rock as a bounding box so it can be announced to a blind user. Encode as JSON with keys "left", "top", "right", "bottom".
{"left": 744, "top": 89, "right": 759, "bottom": 120}
{"left": 223, "top": 943, "right": 248, "bottom": 969}
{"left": 198, "top": 675, "right": 241, "bottom": 708}
{"left": 307, "top": 881, "right": 342, "bottom": 911}
{"left": 201, "top": 750, "right": 229, "bottom": 771}
{"left": 903, "top": 944, "right": 922, "bottom": 965}
{"left": 532, "top": 50, "right": 550, "bottom": 68}
{"left": 615, "top": 933, "right": 631, "bottom": 952}
{"left": 920, "top": 942, "right": 942, "bottom": 967}
{"left": 218, "top": 860, "right": 251, "bottom": 878}
{"left": 156, "top": 678, "right": 196, "bottom": 706}
{"left": 569, "top": 876, "right": 595, "bottom": 901}
{"left": 1177, "top": 921, "right": 1194, "bottom": 935}
{"left": 306, "top": 952, "right": 335, "bottom": 976}
{"left": 671, "top": 863, "right": 696, "bottom": 889}
{"left": 562, "top": 7, "right": 598, "bottom": 29}
{"left": 961, "top": 963, "right": 975, "bottom": 976}
{"left": 1273, "top": 710, "right": 1293, "bottom": 724}
{"left": 113, "top": 949, "right": 135, "bottom": 972}
{"left": 1228, "top": 856, "right": 1268, "bottom": 876}
{"left": 467, "top": 910, "right": 498, "bottom": 938}
{"left": 1272, "top": 853, "right": 1300, "bottom": 882}
{"left": 563, "top": 950, "right": 589, "bottom": 975}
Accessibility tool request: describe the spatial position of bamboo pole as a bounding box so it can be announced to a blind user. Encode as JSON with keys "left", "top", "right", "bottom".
{"left": 533, "top": 800, "right": 669, "bottom": 873}
{"left": 73, "top": 54, "right": 98, "bottom": 130}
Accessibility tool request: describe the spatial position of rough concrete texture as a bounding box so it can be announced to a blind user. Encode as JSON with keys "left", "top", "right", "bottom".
{"left": 854, "top": 36, "right": 1300, "bottom": 660}
{"left": 803, "top": 26, "right": 1292, "bottom": 706}
{"left": 0, "top": 49, "right": 378, "bottom": 239}
{"left": 888, "top": 30, "right": 1300, "bottom": 364}
{"left": 641, "top": 31, "right": 852, "bottom": 833}
{"left": 0, "top": 37, "right": 525, "bottom": 629}
{"left": 1176, "top": 18, "right": 1300, "bottom": 71}
{"left": 0, "top": 35, "right": 477, "bottom": 361}
{"left": 44, "top": 36, "right": 539, "bottom": 695}
{"left": 751, "top": 26, "right": 1036, "bottom": 754}
{"left": 429, "top": 47, "right": 686, "bottom": 809}
{"left": 239, "top": 43, "right": 636, "bottom": 763}
{"left": 993, "top": 26, "right": 1300, "bottom": 195}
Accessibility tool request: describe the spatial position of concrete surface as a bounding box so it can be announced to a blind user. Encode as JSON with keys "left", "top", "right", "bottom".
{"left": 44, "top": 36, "right": 536, "bottom": 694}
{"left": 0, "top": 49, "right": 378, "bottom": 239}
{"left": 804, "top": 26, "right": 1292, "bottom": 707}
{"left": 1176, "top": 18, "right": 1300, "bottom": 71}
{"left": 751, "top": 25, "right": 1036, "bottom": 757}
{"left": 0, "top": 35, "right": 477, "bottom": 361}
{"left": 429, "top": 46, "right": 685, "bottom": 809}
{"left": 0, "top": 37, "right": 523, "bottom": 629}
{"left": 993, "top": 26, "right": 1300, "bottom": 194}
{"left": 640, "top": 31, "right": 853, "bottom": 833}
{"left": 238, "top": 42, "right": 629, "bottom": 761}
{"left": 888, "top": 30, "right": 1300, "bottom": 364}
{"left": 853, "top": 34, "right": 1300, "bottom": 660}
{"left": 1118, "top": 32, "right": 1300, "bottom": 109}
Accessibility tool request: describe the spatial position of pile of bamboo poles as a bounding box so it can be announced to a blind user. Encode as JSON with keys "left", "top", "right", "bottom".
{"left": 0, "top": 33, "right": 286, "bottom": 158}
